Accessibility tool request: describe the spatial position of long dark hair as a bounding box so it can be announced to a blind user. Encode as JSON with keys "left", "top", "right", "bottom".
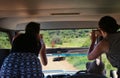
{"left": 25, "top": 22, "right": 40, "bottom": 35}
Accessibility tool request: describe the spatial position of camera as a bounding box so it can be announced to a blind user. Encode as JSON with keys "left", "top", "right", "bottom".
{"left": 93, "top": 30, "right": 103, "bottom": 42}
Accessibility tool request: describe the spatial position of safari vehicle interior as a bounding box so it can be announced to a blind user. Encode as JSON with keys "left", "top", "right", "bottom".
{"left": 0, "top": 0, "right": 120, "bottom": 78}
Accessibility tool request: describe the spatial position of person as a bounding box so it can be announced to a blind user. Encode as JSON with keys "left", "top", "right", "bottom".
{"left": 86, "top": 59, "right": 105, "bottom": 76}
{"left": 71, "top": 59, "right": 106, "bottom": 78}
{"left": 0, "top": 22, "right": 48, "bottom": 78}
{"left": 87, "top": 16, "right": 120, "bottom": 77}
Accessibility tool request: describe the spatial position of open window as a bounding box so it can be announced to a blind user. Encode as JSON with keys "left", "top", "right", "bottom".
{"left": 0, "top": 31, "right": 11, "bottom": 49}
{"left": 41, "top": 29, "right": 92, "bottom": 74}
{"left": 0, "top": 31, "right": 11, "bottom": 68}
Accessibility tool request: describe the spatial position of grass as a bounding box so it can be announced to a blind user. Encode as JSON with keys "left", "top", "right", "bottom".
{"left": 54, "top": 37, "right": 90, "bottom": 48}
{"left": 66, "top": 56, "right": 89, "bottom": 70}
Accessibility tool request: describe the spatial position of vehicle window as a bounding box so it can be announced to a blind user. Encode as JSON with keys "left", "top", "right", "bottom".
{"left": 0, "top": 29, "right": 116, "bottom": 77}
{"left": 40, "top": 29, "right": 91, "bottom": 48}
{"left": 40, "top": 29, "right": 116, "bottom": 77}
{"left": 41, "top": 29, "right": 91, "bottom": 73}
{"left": 0, "top": 31, "right": 11, "bottom": 49}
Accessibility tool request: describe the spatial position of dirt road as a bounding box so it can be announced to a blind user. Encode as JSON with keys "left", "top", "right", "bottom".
{"left": 42, "top": 57, "right": 78, "bottom": 71}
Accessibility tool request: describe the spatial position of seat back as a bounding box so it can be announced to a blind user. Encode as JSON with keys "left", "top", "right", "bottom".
{"left": 0, "top": 49, "right": 10, "bottom": 68}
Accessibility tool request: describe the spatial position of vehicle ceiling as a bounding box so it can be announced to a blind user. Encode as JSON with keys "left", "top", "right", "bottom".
{"left": 0, "top": 0, "right": 120, "bottom": 30}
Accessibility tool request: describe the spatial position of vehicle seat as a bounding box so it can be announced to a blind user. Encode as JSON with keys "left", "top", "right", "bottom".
{"left": 0, "top": 49, "right": 10, "bottom": 68}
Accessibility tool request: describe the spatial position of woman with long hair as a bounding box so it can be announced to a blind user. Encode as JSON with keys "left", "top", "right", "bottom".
{"left": 0, "top": 22, "right": 47, "bottom": 78}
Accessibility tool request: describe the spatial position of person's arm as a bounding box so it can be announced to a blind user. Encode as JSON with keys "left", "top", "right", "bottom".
{"left": 39, "top": 35, "right": 48, "bottom": 66}
{"left": 88, "top": 39, "right": 109, "bottom": 60}
{"left": 40, "top": 41, "right": 48, "bottom": 66}
{"left": 88, "top": 30, "right": 97, "bottom": 54}
{"left": 87, "top": 30, "right": 108, "bottom": 60}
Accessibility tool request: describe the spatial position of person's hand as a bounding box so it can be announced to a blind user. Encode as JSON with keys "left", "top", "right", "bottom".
{"left": 90, "top": 30, "right": 97, "bottom": 43}
{"left": 95, "top": 30, "right": 102, "bottom": 37}
{"left": 90, "top": 30, "right": 102, "bottom": 43}
{"left": 38, "top": 34, "right": 45, "bottom": 45}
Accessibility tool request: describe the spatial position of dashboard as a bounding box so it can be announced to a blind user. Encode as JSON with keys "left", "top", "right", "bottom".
{"left": 44, "top": 70, "right": 107, "bottom": 78}
{"left": 46, "top": 74, "right": 71, "bottom": 78}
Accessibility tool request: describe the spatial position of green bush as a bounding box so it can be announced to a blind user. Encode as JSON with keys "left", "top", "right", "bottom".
{"left": 66, "top": 56, "right": 89, "bottom": 70}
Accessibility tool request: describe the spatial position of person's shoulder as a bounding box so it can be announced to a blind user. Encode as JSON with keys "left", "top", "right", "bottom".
{"left": 17, "top": 34, "right": 25, "bottom": 37}
{"left": 15, "top": 34, "right": 25, "bottom": 40}
{"left": 112, "top": 31, "right": 120, "bottom": 35}
{"left": 107, "top": 32, "right": 120, "bottom": 39}
{"left": 112, "top": 32, "right": 120, "bottom": 38}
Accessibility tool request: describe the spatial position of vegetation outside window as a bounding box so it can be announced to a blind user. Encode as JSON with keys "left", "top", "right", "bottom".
{"left": 0, "top": 31, "right": 11, "bottom": 49}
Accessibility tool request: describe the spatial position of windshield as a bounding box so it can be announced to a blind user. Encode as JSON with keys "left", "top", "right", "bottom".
{"left": 39, "top": 29, "right": 117, "bottom": 77}
{"left": 41, "top": 29, "right": 91, "bottom": 48}
{"left": 0, "top": 29, "right": 117, "bottom": 77}
{"left": 40, "top": 29, "right": 91, "bottom": 74}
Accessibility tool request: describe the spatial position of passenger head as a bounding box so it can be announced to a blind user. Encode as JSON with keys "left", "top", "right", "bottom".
{"left": 98, "top": 16, "right": 119, "bottom": 34}
{"left": 87, "top": 59, "right": 105, "bottom": 75}
{"left": 25, "top": 22, "right": 40, "bottom": 35}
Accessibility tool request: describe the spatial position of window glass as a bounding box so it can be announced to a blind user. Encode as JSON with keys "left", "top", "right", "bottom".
{"left": 0, "top": 31, "right": 11, "bottom": 49}
{"left": 40, "top": 29, "right": 116, "bottom": 77}
{"left": 40, "top": 29, "right": 91, "bottom": 48}
{"left": 41, "top": 29, "right": 91, "bottom": 72}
